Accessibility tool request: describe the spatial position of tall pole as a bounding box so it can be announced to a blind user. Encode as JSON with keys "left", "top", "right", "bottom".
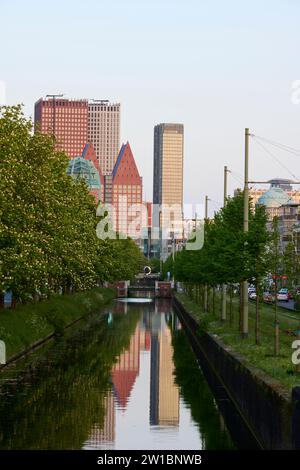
{"left": 242, "top": 128, "right": 250, "bottom": 338}
{"left": 204, "top": 197, "right": 208, "bottom": 312}
{"left": 224, "top": 165, "right": 228, "bottom": 206}
{"left": 221, "top": 166, "right": 228, "bottom": 322}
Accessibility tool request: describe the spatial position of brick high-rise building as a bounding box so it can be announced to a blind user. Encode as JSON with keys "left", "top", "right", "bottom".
{"left": 112, "top": 142, "right": 143, "bottom": 238}
{"left": 34, "top": 97, "right": 88, "bottom": 158}
{"left": 88, "top": 101, "right": 120, "bottom": 175}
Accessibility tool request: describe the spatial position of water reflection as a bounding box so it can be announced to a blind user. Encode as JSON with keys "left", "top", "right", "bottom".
{"left": 150, "top": 313, "right": 179, "bottom": 427}
{"left": 0, "top": 299, "right": 235, "bottom": 450}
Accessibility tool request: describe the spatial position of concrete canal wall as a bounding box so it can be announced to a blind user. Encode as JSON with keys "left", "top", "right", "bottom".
{"left": 173, "top": 295, "right": 300, "bottom": 450}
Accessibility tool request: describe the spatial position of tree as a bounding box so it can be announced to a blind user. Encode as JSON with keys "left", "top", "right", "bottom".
{"left": 0, "top": 105, "right": 145, "bottom": 304}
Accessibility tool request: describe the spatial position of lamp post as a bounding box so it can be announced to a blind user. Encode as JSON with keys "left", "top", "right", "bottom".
{"left": 221, "top": 166, "right": 229, "bottom": 321}
{"left": 242, "top": 128, "right": 250, "bottom": 338}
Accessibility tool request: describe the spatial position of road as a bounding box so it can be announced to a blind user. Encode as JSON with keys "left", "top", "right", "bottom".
{"left": 278, "top": 300, "right": 296, "bottom": 311}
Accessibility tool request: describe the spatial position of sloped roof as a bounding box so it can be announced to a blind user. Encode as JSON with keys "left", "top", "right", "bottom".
{"left": 112, "top": 144, "right": 126, "bottom": 179}
{"left": 112, "top": 142, "right": 141, "bottom": 182}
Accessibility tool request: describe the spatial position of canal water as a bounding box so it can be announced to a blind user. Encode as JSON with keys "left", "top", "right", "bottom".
{"left": 0, "top": 298, "right": 239, "bottom": 450}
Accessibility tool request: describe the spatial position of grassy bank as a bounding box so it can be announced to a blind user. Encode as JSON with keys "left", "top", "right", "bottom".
{"left": 0, "top": 287, "right": 116, "bottom": 361}
{"left": 176, "top": 291, "right": 300, "bottom": 391}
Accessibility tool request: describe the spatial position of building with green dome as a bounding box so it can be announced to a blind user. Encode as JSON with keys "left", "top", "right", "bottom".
{"left": 66, "top": 156, "right": 102, "bottom": 201}
{"left": 257, "top": 186, "right": 293, "bottom": 219}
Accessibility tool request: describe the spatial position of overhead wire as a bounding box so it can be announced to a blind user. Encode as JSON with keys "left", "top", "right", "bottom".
{"left": 251, "top": 136, "right": 299, "bottom": 181}
{"left": 252, "top": 135, "right": 300, "bottom": 157}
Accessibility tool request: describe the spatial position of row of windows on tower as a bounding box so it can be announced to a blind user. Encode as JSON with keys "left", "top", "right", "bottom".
{"left": 89, "top": 106, "right": 119, "bottom": 112}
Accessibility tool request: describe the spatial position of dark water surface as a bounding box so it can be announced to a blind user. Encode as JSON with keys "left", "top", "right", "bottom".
{"left": 0, "top": 299, "right": 237, "bottom": 450}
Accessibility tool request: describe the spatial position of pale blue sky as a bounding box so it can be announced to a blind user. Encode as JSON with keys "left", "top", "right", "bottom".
{"left": 1, "top": 0, "right": 300, "bottom": 215}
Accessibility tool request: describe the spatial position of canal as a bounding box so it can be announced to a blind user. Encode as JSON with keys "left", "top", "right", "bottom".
{"left": 0, "top": 298, "right": 250, "bottom": 450}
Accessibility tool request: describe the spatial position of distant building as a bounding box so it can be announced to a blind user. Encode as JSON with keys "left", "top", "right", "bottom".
{"left": 88, "top": 102, "right": 120, "bottom": 203}
{"left": 34, "top": 97, "right": 121, "bottom": 203}
{"left": 277, "top": 203, "right": 300, "bottom": 252}
{"left": 34, "top": 97, "right": 88, "bottom": 158}
{"left": 234, "top": 179, "right": 300, "bottom": 207}
{"left": 66, "top": 143, "right": 104, "bottom": 202}
{"left": 142, "top": 202, "right": 153, "bottom": 258}
{"left": 256, "top": 186, "right": 293, "bottom": 220}
{"left": 153, "top": 123, "right": 184, "bottom": 260}
{"left": 252, "top": 178, "right": 300, "bottom": 253}
{"left": 112, "top": 142, "right": 143, "bottom": 238}
{"left": 88, "top": 101, "right": 120, "bottom": 175}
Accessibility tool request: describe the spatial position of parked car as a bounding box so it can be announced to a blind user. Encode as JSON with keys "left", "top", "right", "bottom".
{"left": 263, "top": 291, "right": 274, "bottom": 304}
{"left": 277, "top": 288, "right": 289, "bottom": 302}
{"left": 249, "top": 291, "right": 257, "bottom": 300}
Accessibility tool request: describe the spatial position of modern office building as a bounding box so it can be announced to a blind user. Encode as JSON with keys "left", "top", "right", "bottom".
{"left": 112, "top": 142, "right": 143, "bottom": 238}
{"left": 153, "top": 123, "right": 184, "bottom": 207}
{"left": 153, "top": 123, "right": 184, "bottom": 259}
{"left": 88, "top": 101, "right": 120, "bottom": 202}
{"left": 34, "top": 97, "right": 88, "bottom": 158}
{"left": 88, "top": 101, "right": 120, "bottom": 175}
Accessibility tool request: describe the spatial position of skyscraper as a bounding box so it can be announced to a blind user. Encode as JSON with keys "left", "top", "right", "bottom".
{"left": 153, "top": 123, "right": 184, "bottom": 207}
{"left": 88, "top": 101, "right": 120, "bottom": 175}
{"left": 34, "top": 97, "right": 88, "bottom": 158}
{"left": 34, "top": 98, "right": 120, "bottom": 192}
{"left": 153, "top": 123, "right": 184, "bottom": 258}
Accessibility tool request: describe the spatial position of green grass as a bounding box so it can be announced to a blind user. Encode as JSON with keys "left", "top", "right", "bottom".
{"left": 176, "top": 291, "right": 300, "bottom": 391}
{"left": 0, "top": 287, "right": 116, "bottom": 360}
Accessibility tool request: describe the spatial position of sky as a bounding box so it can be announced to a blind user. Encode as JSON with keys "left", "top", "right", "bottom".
{"left": 1, "top": 0, "right": 300, "bottom": 217}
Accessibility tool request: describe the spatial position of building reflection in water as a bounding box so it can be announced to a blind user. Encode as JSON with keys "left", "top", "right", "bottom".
{"left": 86, "top": 299, "right": 180, "bottom": 448}
{"left": 85, "top": 390, "right": 115, "bottom": 449}
{"left": 112, "top": 324, "right": 140, "bottom": 409}
{"left": 150, "top": 300, "right": 180, "bottom": 426}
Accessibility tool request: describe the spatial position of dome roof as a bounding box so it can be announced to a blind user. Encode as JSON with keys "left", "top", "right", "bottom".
{"left": 66, "top": 157, "right": 101, "bottom": 189}
{"left": 257, "top": 187, "right": 292, "bottom": 208}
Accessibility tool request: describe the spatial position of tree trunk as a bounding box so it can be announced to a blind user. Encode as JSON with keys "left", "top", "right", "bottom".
{"left": 274, "top": 278, "right": 280, "bottom": 356}
{"left": 0, "top": 294, "right": 4, "bottom": 309}
{"left": 239, "top": 283, "right": 243, "bottom": 333}
{"left": 229, "top": 285, "right": 233, "bottom": 325}
{"left": 255, "top": 280, "right": 260, "bottom": 345}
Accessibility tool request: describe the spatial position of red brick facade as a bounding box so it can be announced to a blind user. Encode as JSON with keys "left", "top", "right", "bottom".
{"left": 34, "top": 98, "right": 88, "bottom": 158}
{"left": 112, "top": 142, "right": 143, "bottom": 237}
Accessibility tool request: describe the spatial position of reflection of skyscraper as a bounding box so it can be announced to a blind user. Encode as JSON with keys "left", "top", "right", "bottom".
{"left": 112, "top": 325, "right": 140, "bottom": 408}
{"left": 150, "top": 314, "right": 179, "bottom": 426}
{"left": 85, "top": 389, "right": 115, "bottom": 448}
